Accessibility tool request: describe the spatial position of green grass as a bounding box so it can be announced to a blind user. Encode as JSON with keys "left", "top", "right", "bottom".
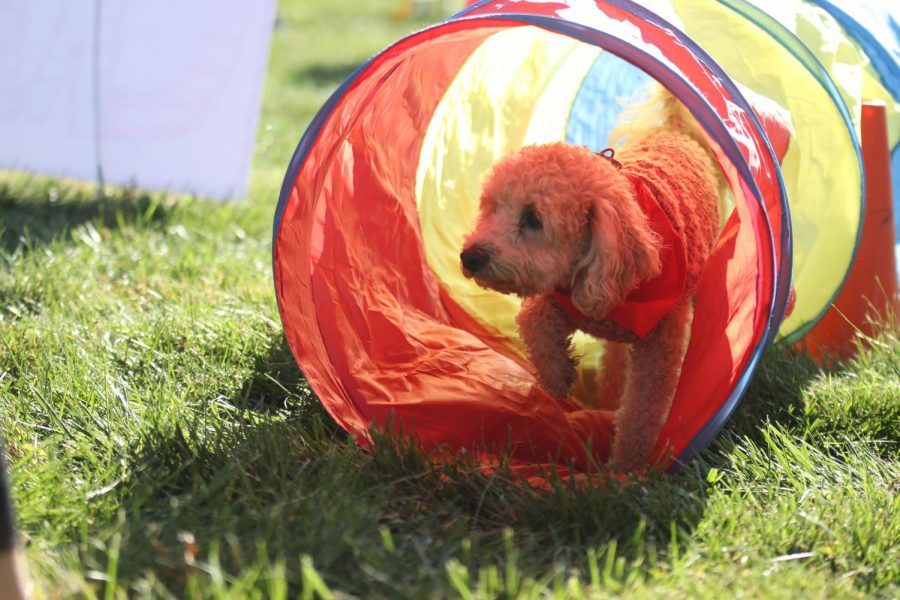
{"left": 1, "top": 1, "right": 898, "bottom": 597}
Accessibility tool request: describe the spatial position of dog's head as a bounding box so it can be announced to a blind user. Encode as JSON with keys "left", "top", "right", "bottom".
{"left": 460, "top": 143, "right": 661, "bottom": 317}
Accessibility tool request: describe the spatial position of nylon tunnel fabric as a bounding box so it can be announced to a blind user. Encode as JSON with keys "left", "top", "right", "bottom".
{"left": 801, "top": 0, "right": 900, "bottom": 276}
{"left": 422, "top": 0, "right": 871, "bottom": 348}
{"left": 273, "top": 0, "right": 898, "bottom": 473}
{"left": 453, "top": 0, "right": 787, "bottom": 464}
{"left": 667, "top": 0, "right": 865, "bottom": 341}
{"left": 274, "top": 1, "right": 788, "bottom": 473}
{"left": 276, "top": 22, "right": 618, "bottom": 468}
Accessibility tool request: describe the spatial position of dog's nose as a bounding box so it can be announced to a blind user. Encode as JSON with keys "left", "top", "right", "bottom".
{"left": 460, "top": 245, "right": 491, "bottom": 273}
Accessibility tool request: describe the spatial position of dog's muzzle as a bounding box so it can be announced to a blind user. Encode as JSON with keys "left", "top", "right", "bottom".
{"left": 460, "top": 244, "right": 492, "bottom": 274}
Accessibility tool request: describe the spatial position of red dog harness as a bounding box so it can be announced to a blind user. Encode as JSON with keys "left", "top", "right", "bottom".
{"left": 552, "top": 150, "right": 687, "bottom": 338}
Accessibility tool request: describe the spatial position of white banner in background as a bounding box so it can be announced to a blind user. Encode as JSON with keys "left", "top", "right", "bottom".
{"left": 0, "top": 1, "right": 276, "bottom": 200}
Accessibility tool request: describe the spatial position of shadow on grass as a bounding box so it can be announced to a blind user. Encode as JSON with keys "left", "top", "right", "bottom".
{"left": 86, "top": 373, "right": 716, "bottom": 596}
{"left": 229, "top": 336, "right": 340, "bottom": 432}
{"left": 79, "top": 333, "right": 351, "bottom": 592}
{"left": 0, "top": 175, "right": 174, "bottom": 254}
{"left": 96, "top": 417, "right": 715, "bottom": 596}
{"left": 71, "top": 332, "right": 717, "bottom": 596}
{"left": 726, "top": 344, "right": 826, "bottom": 443}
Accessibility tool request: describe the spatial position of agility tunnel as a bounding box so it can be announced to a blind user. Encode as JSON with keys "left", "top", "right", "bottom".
{"left": 273, "top": 0, "right": 899, "bottom": 473}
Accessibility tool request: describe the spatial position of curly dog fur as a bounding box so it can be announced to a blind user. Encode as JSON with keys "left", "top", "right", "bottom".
{"left": 460, "top": 89, "right": 721, "bottom": 471}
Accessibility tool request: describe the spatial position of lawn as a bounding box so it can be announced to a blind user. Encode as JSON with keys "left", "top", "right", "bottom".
{"left": 1, "top": 0, "right": 898, "bottom": 597}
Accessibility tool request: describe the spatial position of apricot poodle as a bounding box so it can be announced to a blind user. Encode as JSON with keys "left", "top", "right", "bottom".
{"left": 460, "top": 89, "right": 722, "bottom": 471}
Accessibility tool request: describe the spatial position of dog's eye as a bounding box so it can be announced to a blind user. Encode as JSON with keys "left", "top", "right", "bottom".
{"left": 519, "top": 206, "right": 543, "bottom": 232}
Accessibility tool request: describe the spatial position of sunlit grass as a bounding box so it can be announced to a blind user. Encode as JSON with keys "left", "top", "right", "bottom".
{"left": 1, "top": 0, "right": 897, "bottom": 597}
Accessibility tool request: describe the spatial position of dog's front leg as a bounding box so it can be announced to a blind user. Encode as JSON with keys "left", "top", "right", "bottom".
{"left": 611, "top": 301, "right": 691, "bottom": 471}
{"left": 516, "top": 296, "right": 576, "bottom": 399}
{"left": 595, "top": 342, "right": 629, "bottom": 411}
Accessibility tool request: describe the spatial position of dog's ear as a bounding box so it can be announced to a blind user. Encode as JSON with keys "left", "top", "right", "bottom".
{"left": 570, "top": 184, "right": 662, "bottom": 318}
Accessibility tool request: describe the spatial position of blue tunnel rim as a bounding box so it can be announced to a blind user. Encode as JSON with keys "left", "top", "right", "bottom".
{"left": 271, "top": 3, "right": 792, "bottom": 472}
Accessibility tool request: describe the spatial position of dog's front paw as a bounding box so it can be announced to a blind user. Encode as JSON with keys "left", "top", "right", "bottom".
{"left": 534, "top": 358, "right": 577, "bottom": 399}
